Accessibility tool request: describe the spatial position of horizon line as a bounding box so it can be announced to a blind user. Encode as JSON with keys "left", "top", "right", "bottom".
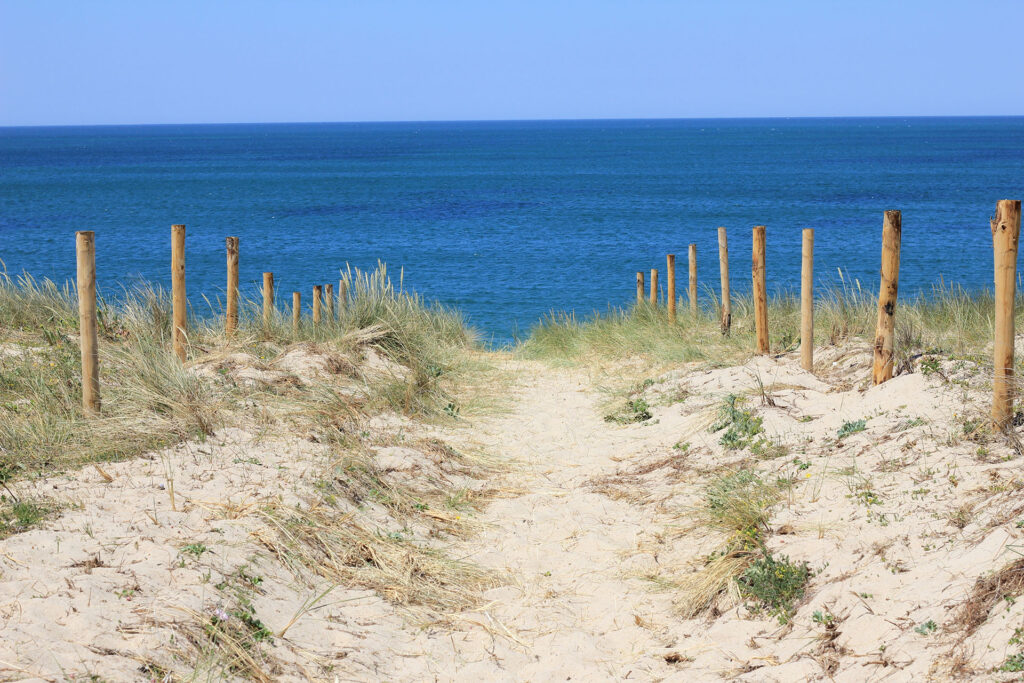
{"left": 3, "top": 113, "right": 1024, "bottom": 130}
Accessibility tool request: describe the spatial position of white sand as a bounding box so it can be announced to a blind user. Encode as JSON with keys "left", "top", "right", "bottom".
{"left": 2, "top": 344, "right": 1024, "bottom": 680}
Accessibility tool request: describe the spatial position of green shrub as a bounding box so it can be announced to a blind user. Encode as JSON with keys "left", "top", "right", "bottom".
{"left": 738, "top": 553, "right": 814, "bottom": 623}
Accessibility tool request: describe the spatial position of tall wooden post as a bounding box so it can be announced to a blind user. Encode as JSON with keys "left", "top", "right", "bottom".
{"left": 718, "top": 227, "right": 731, "bottom": 335}
{"left": 636, "top": 272, "right": 645, "bottom": 305}
{"left": 338, "top": 279, "right": 347, "bottom": 314}
{"left": 872, "top": 211, "right": 902, "bottom": 385}
{"left": 171, "top": 224, "right": 187, "bottom": 361}
{"left": 800, "top": 229, "right": 814, "bottom": 372}
{"left": 313, "top": 285, "right": 322, "bottom": 325}
{"left": 292, "top": 292, "right": 301, "bottom": 334}
{"left": 752, "top": 226, "right": 769, "bottom": 354}
{"left": 992, "top": 200, "right": 1022, "bottom": 428}
{"left": 325, "top": 283, "right": 335, "bottom": 320}
{"left": 225, "top": 236, "right": 239, "bottom": 335}
{"left": 649, "top": 269, "right": 658, "bottom": 305}
{"left": 688, "top": 244, "right": 698, "bottom": 317}
{"left": 76, "top": 231, "right": 100, "bottom": 416}
{"left": 262, "top": 272, "right": 274, "bottom": 328}
{"left": 666, "top": 255, "right": 676, "bottom": 322}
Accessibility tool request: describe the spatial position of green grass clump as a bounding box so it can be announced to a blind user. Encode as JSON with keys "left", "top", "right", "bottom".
{"left": 738, "top": 553, "right": 814, "bottom": 623}
{"left": 0, "top": 499, "right": 51, "bottom": 538}
{"left": 710, "top": 395, "right": 764, "bottom": 450}
{"left": 604, "top": 397, "right": 653, "bottom": 425}
{"left": 703, "top": 469, "right": 781, "bottom": 542}
{"left": 837, "top": 419, "right": 867, "bottom": 439}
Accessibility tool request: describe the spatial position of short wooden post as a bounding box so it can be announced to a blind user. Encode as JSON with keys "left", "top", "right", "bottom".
{"left": 313, "top": 285, "right": 322, "bottom": 325}
{"left": 718, "top": 227, "right": 731, "bottom": 335}
{"left": 225, "top": 236, "right": 239, "bottom": 335}
{"left": 800, "top": 228, "right": 814, "bottom": 372}
{"left": 76, "top": 231, "right": 100, "bottom": 416}
{"left": 666, "top": 255, "right": 676, "bottom": 322}
{"left": 171, "top": 224, "right": 187, "bottom": 361}
{"left": 992, "top": 200, "right": 1021, "bottom": 428}
{"left": 872, "top": 211, "right": 902, "bottom": 385}
{"left": 325, "top": 283, "right": 335, "bottom": 320}
{"left": 262, "top": 272, "right": 274, "bottom": 328}
{"left": 649, "top": 269, "right": 658, "bottom": 305}
{"left": 636, "top": 271, "right": 644, "bottom": 305}
{"left": 688, "top": 244, "right": 698, "bottom": 317}
{"left": 752, "top": 226, "right": 768, "bottom": 354}
{"left": 292, "top": 292, "right": 301, "bottom": 334}
{"left": 338, "top": 279, "right": 347, "bottom": 314}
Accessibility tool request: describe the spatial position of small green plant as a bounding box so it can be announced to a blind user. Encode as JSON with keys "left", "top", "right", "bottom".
{"left": 920, "top": 357, "right": 941, "bottom": 376}
{"left": 604, "top": 398, "right": 652, "bottom": 424}
{"left": 914, "top": 619, "right": 937, "bottom": 636}
{"left": 1000, "top": 653, "right": 1024, "bottom": 672}
{"left": 673, "top": 441, "right": 690, "bottom": 452}
{"left": 710, "top": 395, "right": 764, "bottom": 450}
{"left": 837, "top": 419, "right": 867, "bottom": 439}
{"left": 812, "top": 610, "right": 836, "bottom": 627}
{"left": 181, "top": 542, "right": 209, "bottom": 558}
{"left": 738, "top": 553, "right": 814, "bottom": 623}
{"left": 0, "top": 500, "right": 49, "bottom": 537}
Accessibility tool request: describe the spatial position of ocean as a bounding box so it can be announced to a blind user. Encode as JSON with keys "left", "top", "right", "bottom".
{"left": 2, "top": 117, "right": 1023, "bottom": 345}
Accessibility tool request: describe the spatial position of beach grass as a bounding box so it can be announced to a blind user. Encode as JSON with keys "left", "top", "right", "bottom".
{"left": 0, "top": 263, "right": 477, "bottom": 483}
{"left": 518, "top": 279, "right": 1003, "bottom": 370}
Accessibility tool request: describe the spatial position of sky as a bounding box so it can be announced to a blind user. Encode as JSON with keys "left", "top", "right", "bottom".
{"left": 2, "top": 0, "right": 1023, "bottom": 126}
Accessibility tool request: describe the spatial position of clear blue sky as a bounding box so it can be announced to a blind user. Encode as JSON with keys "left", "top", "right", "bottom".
{"left": 2, "top": 0, "right": 1022, "bottom": 126}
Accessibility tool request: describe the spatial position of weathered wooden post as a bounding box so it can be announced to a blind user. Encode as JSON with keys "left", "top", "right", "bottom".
{"left": 225, "top": 236, "right": 239, "bottom": 335}
{"left": 171, "top": 224, "right": 187, "bottom": 361}
{"left": 649, "top": 269, "right": 658, "bottom": 305}
{"left": 292, "top": 292, "right": 301, "bottom": 334}
{"left": 801, "top": 228, "right": 814, "bottom": 371}
{"left": 636, "top": 271, "right": 645, "bottom": 305}
{"left": 666, "top": 255, "right": 676, "bottom": 322}
{"left": 262, "top": 272, "right": 274, "bottom": 329}
{"left": 325, "top": 283, "right": 335, "bottom": 321}
{"left": 76, "top": 231, "right": 100, "bottom": 415}
{"left": 752, "top": 225, "right": 768, "bottom": 354}
{"left": 719, "top": 227, "right": 731, "bottom": 335}
{"left": 872, "top": 211, "right": 902, "bottom": 385}
{"left": 338, "top": 279, "right": 347, "bottom": 314}
{"left": 992, "top": 199, "right": 1021, "bottom": 429}
{"left": 313, "top": 285, "right": 322, "bottom": 325}
{"left": 688, "top": 243, "right": 698, "bottom": 317}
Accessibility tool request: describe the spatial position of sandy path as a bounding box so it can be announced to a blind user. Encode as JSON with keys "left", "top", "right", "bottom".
{"left": 431, "top": 360, "right": 689, "bottom": 681}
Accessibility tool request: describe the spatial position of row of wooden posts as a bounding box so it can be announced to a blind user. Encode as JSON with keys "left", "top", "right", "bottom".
{"left": 73, "top": 202, "right": 1022, "bottom": 429}
{"left": 636, "top": 201, "right": 1023, "bottom": 429}
{"left": 74, "top": 224, "right": 349, "bottom": 416}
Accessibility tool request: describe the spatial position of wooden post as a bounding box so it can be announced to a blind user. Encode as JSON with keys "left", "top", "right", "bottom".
{"left": 292, "top": 292, "right": 301, "bottom": 334}
{"left": 225, "top": 236, "right": 239, "bottom": 335}
{"left": 800, "top": 229, "right": 814, "bottom": 372}
{"left": 718, "top": 227, "right": 731, "bottom": 335}
{"left": 171, "top": 224, "right": 186, "bottom": 361}
{"left": 76, "top": 231, "right": 100, "bottom": 416}
{"left": 688, "top": 243, "right": 698, "bottom": 317}
{"left": 992, "top": 200, "right": 1021, "bottom": 428}
{"left": 313, "top": 285, "right": 322, "bottom": 325}
{"left": 338, "top": 279, "right": 347, "bottom": 314}
{"left": 649, "top": 269, "right": 658, "bottom": 305}
{"left": 325, "top": 283, "right": 335, "bottom": 321}
{"left": 752, "top": 225, "right": 768, "bottom": 354}
{"left": 872, "top": 211, "right": 902, "bottom": 385}
{"left": 666, "top": 255, "right": 676, "bottom": 322}
{"left": 636, "top": 271, "right": 644, "bottom": 305}
{"left": 262, "top": 272, "right": 274, "bottom": 328}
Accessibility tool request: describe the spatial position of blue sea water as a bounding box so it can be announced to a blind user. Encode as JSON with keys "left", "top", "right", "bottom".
{"left": 1, "top": 118, "right": 1023, "bottom": 345}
